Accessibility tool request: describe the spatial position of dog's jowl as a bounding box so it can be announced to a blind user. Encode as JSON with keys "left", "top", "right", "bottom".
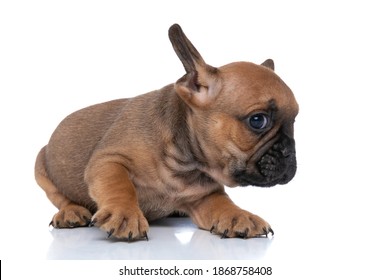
{"left": 35, "top": 24, "right": 299, "bottom": 241}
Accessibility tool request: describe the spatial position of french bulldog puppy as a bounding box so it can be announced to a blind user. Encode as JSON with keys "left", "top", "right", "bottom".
{"left": 35, "top": 24, "right": 298, "bottom": 241}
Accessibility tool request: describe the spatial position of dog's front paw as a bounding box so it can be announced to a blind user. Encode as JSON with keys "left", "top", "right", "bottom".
{"left": 50, "top": 204, "right": 92, "bottom": 228}
{"left": 90, "top": 206, "right": 149, "bottom": 241}
{"left": 210, "top": 210, "right": 273, "bottom": 239}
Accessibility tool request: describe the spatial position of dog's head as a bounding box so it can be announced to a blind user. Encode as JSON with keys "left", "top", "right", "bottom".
{"left": 169, "top": 24, "right": 299, "bottom": 188}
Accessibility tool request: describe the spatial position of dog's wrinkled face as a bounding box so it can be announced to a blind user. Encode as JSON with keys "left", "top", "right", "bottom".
{"left": 190, "top": 62, "right": 299, "bottom": 188}
{"left": 169, "top": 24, "right": 299, "bottom": 188}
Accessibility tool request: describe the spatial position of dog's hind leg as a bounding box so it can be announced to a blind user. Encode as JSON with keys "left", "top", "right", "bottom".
{"left": 35, "top": 146, "right": 92, "bottom": 228}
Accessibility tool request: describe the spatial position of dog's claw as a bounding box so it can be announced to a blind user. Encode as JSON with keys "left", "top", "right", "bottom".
{"left": 128, "top": 232, "right": 133, "bottom": 242}
{"left": 237, "top": 228, "right": 249, "bottom": 239}
{"left": 210, "top": 226, "right": 215, "bottom": 234}
{"left": 89, "top": 219, "right": 96, "bottom": 227}
{"left": 83, "top": 216, "right": 91, "bottom": 226}
{"left": 262, "top": 227, "right": 274, "bottom": 237}
{"left": 143, "top": 231, "right": 149, "bottom": 241}
{"left": 221, "top": 229, "right": 229, "bottom": 239}
{"left": 49, "top": 220, "right": 54, "bottom": 227}
{"left": 107, "top": 228, "right": 115, "bottom": 239}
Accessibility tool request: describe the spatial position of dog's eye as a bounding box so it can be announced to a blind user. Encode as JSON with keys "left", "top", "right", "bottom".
{"left": 248, "top": 113, "right": 269, "bottom": 131}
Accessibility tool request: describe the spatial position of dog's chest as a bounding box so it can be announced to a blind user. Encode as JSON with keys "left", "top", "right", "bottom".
{"left": 132, "top": 170, "right": 218, "bottom": 221}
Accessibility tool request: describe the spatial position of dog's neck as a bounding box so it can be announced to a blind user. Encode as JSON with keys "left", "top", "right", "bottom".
{"left": 157, "top": 85, "right": 216, "bottom": 187}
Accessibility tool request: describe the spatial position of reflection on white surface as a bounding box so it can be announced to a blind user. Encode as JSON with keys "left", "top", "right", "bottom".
{"left": 47, "top": 217, "right": 272, "bottom": 260}
{"left": 174, "top": 231, "right": 194, "bottom": 245}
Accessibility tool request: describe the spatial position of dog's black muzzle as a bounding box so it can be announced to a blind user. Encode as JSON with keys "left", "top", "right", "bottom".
{"left": 256, "top": 133, "right": 296, "bottom": 186}
{"left": 234, "top": 133, "right": 297, "bottom": 187}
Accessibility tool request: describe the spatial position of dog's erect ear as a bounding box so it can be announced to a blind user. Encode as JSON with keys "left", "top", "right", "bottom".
{"left": 169, "top": 24, "right": 206, "bottom": 74}
{"left": 261, "top": 59, "right": 275, "bottom": 71}
{"left": 169, "top": 24, "right": 218, "bottom": 108}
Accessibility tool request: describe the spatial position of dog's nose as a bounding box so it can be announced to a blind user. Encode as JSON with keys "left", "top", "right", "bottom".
{"left": 276, "top": 134, "right": 296, "bottom": 157}
{"left": 272, "top": 143, "right": 290, "bottom": 158}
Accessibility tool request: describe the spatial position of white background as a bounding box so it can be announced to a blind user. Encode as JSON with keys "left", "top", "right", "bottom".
{"left": 1, "top": 0, "right": 389, "bottom": 279}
